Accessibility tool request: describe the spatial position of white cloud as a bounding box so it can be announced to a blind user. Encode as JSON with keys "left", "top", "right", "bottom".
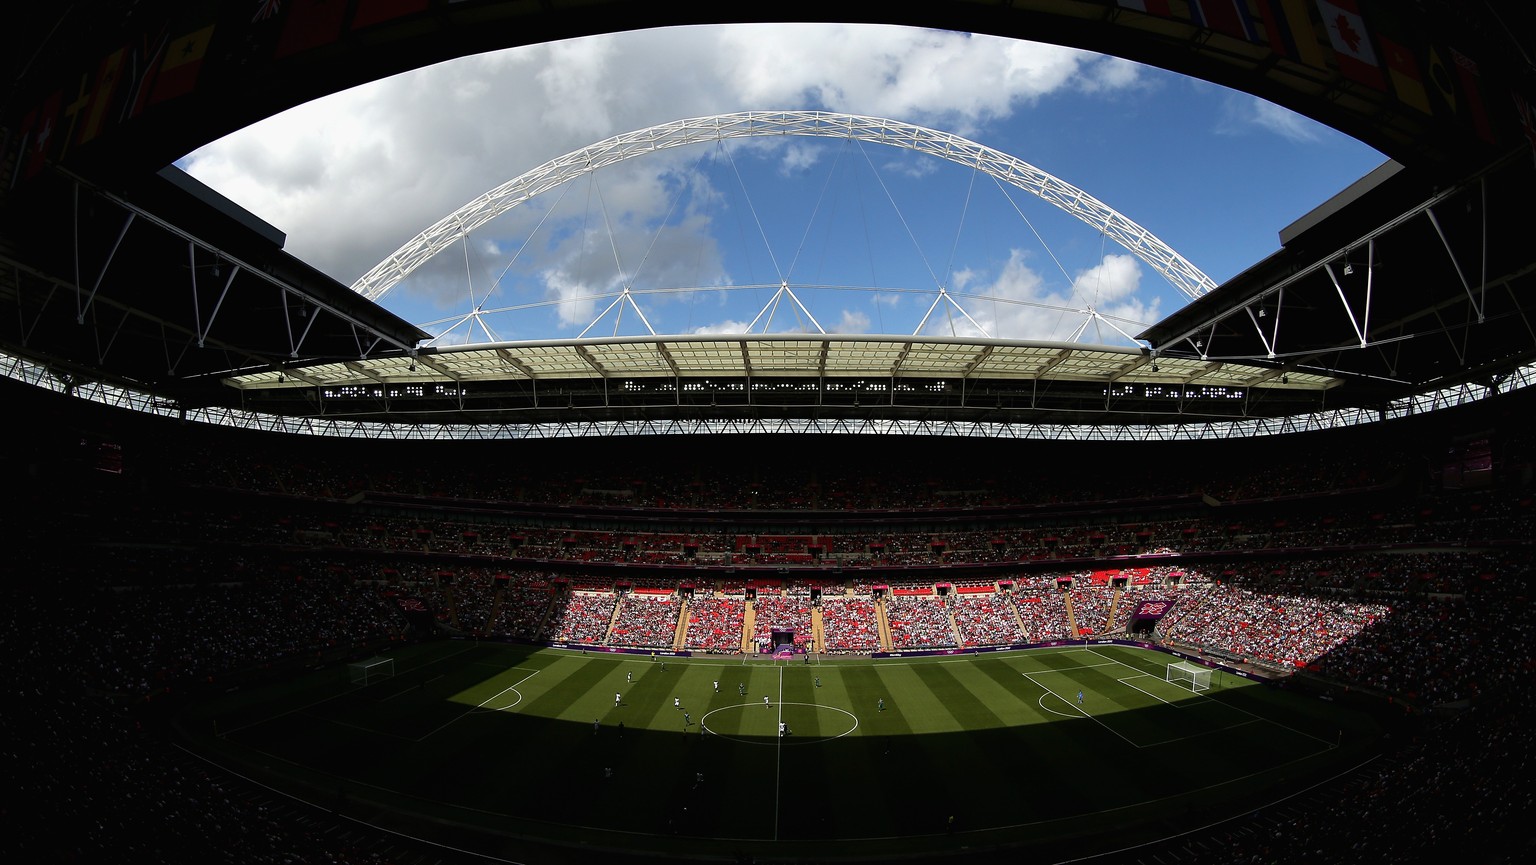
{"left": 719, "top": 26, "right": 1138, "bottom": 137}
{"left": 1083, "top": 56, "right": 1143, "bottom": 92}
{"left": 931, "top": 251, "right": 1156, "bottom": 345}
{"left": 833, "top": 309, "right": 872, "bottom": 333}
{"left": 182, "top": 24, "right": 1141, "bottom": 300}
{"left": 1218, "top": 93, "right": 1322, "bottom": 143}
{"left": 778, "top": 143, "right": 825, "bottom": 175}
{"left": 692, "top": 318, "right": 753, "bottom": 335}
{"left": 1069, "top": 253, "right": 1143, "bottom": 306}
{"left": 539, "top": 266, "right": 613, "bottom": 328}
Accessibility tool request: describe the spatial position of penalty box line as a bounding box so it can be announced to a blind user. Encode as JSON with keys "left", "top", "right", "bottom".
{"left": 1008, "top": 659, "right": 1121, "bottom": 674}
{"left": 416, "top": 668, "right": 541, "bottom": 743}
{"left": 1117, "top": 674, "right": 1186, "bottom": 707}
{"left": 219, "top": 643, "right": 482, "bottom": 739}
{"left": 1083, "top": 647, "right": 1339, "bottom": 751}
{"left": 1019, "top": 670, "right": 1145, "bottom": 749}
{"left": 1023, "top": 666, "right": 1258, "bottom": 752}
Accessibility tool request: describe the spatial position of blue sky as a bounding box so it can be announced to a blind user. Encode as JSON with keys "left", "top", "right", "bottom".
{"left": 180, "top": 24, "right": 1385, "bottom": 347}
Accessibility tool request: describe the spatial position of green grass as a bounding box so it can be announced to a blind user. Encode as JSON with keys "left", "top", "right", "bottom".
{"left": 184, "top": 643, "right": 1383, "bottom": 861}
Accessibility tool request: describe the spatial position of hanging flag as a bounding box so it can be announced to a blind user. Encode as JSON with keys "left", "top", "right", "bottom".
{"left": 1258, "top": 0, "right": 1328, "bottom": 70}
{"left": 1514, "top": 91, "right": 1536, "bottom": 155}
{"left": 1449, "top": 48, "right": 1495, "bottom": 144}
{"left": 276, "top": 0, "right": 348, "bottom": 59}
{"left": 1116, "top": 1, "right": 1174, "bottom": 15}
{"left": 1315, "top": 0, "right": 1385, "bottom": 90}
{"left": 1189, "top": 0, "right": 1259, "bottom": 42}
{"left": 148, "top": 24, "right": 217, "bottom": 105}
{"left": 352, "top": 0, "right": 430, "bottom": 30}
{"left": 121, "top": 30, "right": 170, "bottom": 122}
{"left": 77, "top": 48, "right": 127, "bottom": 145}
{"left": 1376, "top": 33, "right": 1430, "bottom": 113}
{"left": 1366, "top": 3, "right": 1432, "bottom": 114}
{"left": 1426, "top": 45, "right": 1457, "bottom": 113}
{"left": 15, "top": 91, "right": 63, "bottom": 182}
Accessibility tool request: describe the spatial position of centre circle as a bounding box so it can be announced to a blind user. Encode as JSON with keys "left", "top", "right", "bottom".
{"left": 700, "top": 701, "right": 859, "bottom": 745}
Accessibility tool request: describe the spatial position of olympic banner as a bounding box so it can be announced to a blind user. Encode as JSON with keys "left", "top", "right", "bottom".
{"left": 1128, "top": 599, "right": 1176, "bottom": 621}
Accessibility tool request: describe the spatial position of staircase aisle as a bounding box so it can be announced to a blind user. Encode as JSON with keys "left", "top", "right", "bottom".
{"left": 1105, "top": 587, "right": 1123, "bottom": 635}
{"left": 603, "top": 595, "right": 624, "bottom": 645}
{"left": 741, "top": 600, "right": 756, "bottom": 654}
{"left": 875, "top": 597, "right": 894, "bottom": 652}
{"left": 672, "top": 597, "right": 690, "bottom": 651}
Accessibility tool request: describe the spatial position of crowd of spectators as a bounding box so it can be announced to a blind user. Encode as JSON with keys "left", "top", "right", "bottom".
{"left": 1067, "top": 586, "right": 1116, "bottom": 636}
{"left": 49, "top": 561, "right": 408, "bottom": 697}
{"left": 607, "top": 595, "right": 682, "bottom": 648}
{"left": 1161, "top": 683, "right": 1534, "bottom": 864}
{"left": 885, "top": 595, "right": 958, "bottom": 649}
{"left": 488, "top": 583, "right": 556, "bottom": 640}
{"left": 544, "top": 592, "right": 617, "bottom": 644}
{"left": 153, "top": 482, "right": 1534, "bottom": 571}
{"left": 176, "top": 430, "right": 1417, "bottom": 515}
{"left": 752, "top": 594, "right": 814, "bottom": 649}
{"left": 683, "top": 595, "right": 745, "bottom": 652}
{"left": 1013, "top": 593, "right": 1071, "bottom": 643}
{"left": 1304, "top": 569, "right": 1534, "bottom": 704}
{"left": 1161, "top": 584, "right": 1390, "bottom": 669}
{"left": 10, "top": 377, "right": 1535, "bottom": 863}
{"left": 446, "top": 573, "right": 497, "bottom": 633}
{"left": 820, "top": 596, "right": 882, "bottom": 652}
{"left": 951, "top": 594, "right": 1027, "bottom": 647}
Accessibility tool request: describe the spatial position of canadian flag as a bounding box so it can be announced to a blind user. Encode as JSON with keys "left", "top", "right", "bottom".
{"left": 1316, "top": 0, "right": 1386, "bottom": 90}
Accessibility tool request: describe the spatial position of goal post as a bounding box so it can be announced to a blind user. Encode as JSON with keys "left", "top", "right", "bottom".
{"left": 348, "top": 656, "right": 395, "bottom": 685}
{"left": 1166, "top": 660, "right": 1211, "bottom": 693}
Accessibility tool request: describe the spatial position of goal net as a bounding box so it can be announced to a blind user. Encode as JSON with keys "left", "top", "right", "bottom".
{"left": 348, "top": 656, "right": 395, "bottom": 685}
{"left": 1166, "top": 661, "right": 1211, "bottom": 693}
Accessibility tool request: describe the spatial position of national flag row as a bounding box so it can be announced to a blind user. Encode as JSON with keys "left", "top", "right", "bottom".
{"left": 11, "top": 0, "right": 1536, "bottom": 189}
{"left": 11, "top": 0, "right": 443, "bottom": 184}
{"left": 1117, "top": 0, "right": 1531, "bottom": 150}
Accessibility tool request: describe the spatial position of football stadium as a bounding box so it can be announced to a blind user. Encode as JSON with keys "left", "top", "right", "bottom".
{"left": 4, "top": 3, "right": 1535, "bottom": 865}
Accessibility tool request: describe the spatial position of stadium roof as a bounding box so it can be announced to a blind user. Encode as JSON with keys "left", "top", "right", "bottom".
{"left": 227, "top": 336, "right": 1338, "bottom": 389}
{"left": 3, "top": 1, "right": 1535, "bottom": 433}
{"left": 217, "top": 335, "right": 1338, "bottom": 427}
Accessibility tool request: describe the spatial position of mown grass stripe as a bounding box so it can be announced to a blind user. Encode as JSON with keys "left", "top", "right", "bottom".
{"left": 872, "top": 663, "right": 963, "bottom": 733}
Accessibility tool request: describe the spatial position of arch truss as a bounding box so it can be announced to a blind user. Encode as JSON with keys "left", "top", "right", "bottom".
{"left": 351, "top": 111, "right": 1216, "bottom": 339}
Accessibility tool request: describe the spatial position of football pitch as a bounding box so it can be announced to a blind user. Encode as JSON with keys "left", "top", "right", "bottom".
{"left": 188, "top": 642, "right": 1382, "bottom": 862}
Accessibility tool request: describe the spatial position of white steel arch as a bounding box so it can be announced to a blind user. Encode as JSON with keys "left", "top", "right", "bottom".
{"left": 351, "top": 111, "right": 1217, "bottom": 310}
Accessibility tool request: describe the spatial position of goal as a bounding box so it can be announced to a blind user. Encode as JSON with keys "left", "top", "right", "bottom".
{"left": 348, "top": 656, "right": 396, "bottom": 685}
{"left": 1166, "top": 660, "right": 1211, "bottom": 693}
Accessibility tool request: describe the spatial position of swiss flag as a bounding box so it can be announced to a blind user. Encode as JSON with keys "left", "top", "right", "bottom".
{"left": 18, "top": 91, "right": 63, "bottom": 180}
